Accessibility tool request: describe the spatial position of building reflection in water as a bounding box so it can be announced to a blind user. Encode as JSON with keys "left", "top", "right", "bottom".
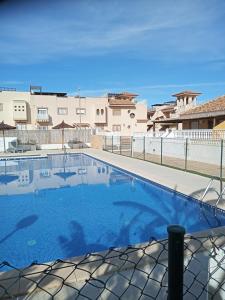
{"left": 0, "top": 154, "right": 135, "bottom": 196}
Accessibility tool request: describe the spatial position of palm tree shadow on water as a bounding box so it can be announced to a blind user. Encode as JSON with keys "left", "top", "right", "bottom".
{"left": 58, "top": 220, "right": 107, "bottom": 258}
{"left": 56, "top": 215, "right": 169, "bottom": 299}
{"left": 58, "top": 212, "right": 146, "bottom": 260}
{"left": 0, "top": 215, "right": 38, "bottom": 244}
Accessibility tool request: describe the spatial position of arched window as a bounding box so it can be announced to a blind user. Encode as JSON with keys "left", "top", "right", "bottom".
{"left": 101, "top": 109, "right": 104, "bottom": 115}
{"left": 96, "top": 109, "right": 100, "bottom": 115}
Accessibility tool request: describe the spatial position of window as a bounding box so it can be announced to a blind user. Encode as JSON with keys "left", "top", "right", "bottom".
{"left": 112, "top": 125, "right": 121, "bottom": 131}
{"left": 0, "top": 103, "right": 3, "bottom": 111}
{"left": 76, "top": 108, "right": 86, "bottom": 115}
{"left": 191, "top": 120, "right": 198, "bottom": 129}
{"left": 96, "top": 109, "right": 100, "bottom": 115}
{"left": 101, "top": 109, "right": 104, "bottom": 115}
{"left": 37, "top": 108, "right": 48, "bottom": 115}
{"left": 130, "top": 113, "right": 135, "bottom": 119}
{"left": 113, "top": 109, "right": 121, "bottom": 116}
{"left": 208, "top": 120, "right": 213, "bottom": 129}
{"left": 57, "top": 107, "right": 68, "bottom": 115}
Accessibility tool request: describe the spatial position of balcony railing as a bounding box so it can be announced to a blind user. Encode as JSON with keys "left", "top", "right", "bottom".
{"left": 36, "top": 114, "right": 49, "bottom": 122}
{"left": 99, "top": 129, "right": 225, "bottom": 140}
{"left": 173, "top": 129, "right": 225, "bottom": 140}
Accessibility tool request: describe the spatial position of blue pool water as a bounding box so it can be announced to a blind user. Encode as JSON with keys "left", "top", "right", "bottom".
{"left": 0, "top": 153, "right": 225, "bottom": 269}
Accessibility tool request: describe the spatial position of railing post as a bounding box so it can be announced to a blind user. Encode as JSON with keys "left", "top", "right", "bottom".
{"left": 112, "top": 135, "right": 114, "bottom": 153}
{"left": 185, "top": 138, "right": 188, "bottom": 171}
{"left": 104, "top": 135, "right": 106, "bottom": 151}
{"left": 120, "top": 135, "right": 122, "bottom": 155}
{"left": 167, "top": 225, "right": 185, "bottom": 300}
{"left": 160, "top": 137, "right": 163, "bottom": 165}
{"left": 220, "top": 139, "right": 223, "bottom": 180}
{"left": 143, "top": 136, "right": 145, "bottom": 160}
{"left": 131, "top": 136, "right": 133, "bottom": 157}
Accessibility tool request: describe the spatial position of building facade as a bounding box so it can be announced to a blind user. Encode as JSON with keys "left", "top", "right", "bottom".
{"left": 147, "top": 90, "right": 201, "bottom": 131}
{"left": 148, "top": 91, "right": 225, "bottom": 131}
{"left": 0, "top": 88, "right": 147, "bottom": 134}
{"left": 180, "top": 94, "right": 225, "bottom": 129}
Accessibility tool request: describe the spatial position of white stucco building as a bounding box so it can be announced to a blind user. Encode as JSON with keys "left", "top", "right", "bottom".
{"left": 0, "top": 87, "right": 147, "bottom": 135}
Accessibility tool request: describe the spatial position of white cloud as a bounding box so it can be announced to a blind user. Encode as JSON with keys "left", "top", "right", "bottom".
{"left": 0, "top": 80, "right": 25, "bottom": 85}
{"left": 137, "top": 82, "right": 225, "bottom": 90}
{"left": 0, "top": 0, "right": 224, "bottom": 64}
{"left": 71, "top": 81, "right": 225, "bottom": 96}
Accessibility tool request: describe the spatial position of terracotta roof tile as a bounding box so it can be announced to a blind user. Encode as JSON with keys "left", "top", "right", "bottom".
{"left": 109, "top": 99, "right": 135, "bottom": 106}
{"left": 172, "top": 90, "right": 201, "bottom": 97}
{"left": 108, "top": 92, "right": 138, "bottom": 99}
{"left": 181, "top": 95, "right": 225, "bottom": 115}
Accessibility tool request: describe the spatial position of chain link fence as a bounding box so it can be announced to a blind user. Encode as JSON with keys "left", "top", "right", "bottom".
{"left": 103, "top": 136, "right": 225, "bottom": 179}
{"left": 1, "top": 228, "right": 225, "bottom": 299}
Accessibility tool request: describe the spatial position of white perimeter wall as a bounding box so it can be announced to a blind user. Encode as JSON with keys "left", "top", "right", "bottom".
{"left": 109, "top": 136, "right": 222, "bottom": 166}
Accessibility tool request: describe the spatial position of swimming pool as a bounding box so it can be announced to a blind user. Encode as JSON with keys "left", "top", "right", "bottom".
{"left": 0, "top": 153, "right": 225, "bottom": 269}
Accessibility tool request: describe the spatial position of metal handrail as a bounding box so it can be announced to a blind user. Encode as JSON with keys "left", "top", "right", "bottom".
{"left": 200, "top": 178, "right": 215, "bottom": 201}
{"left": 215, "top": 185, "right": 225, "bottom": 207}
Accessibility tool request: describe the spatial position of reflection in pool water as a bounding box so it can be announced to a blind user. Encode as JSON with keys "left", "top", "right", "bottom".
{"left": 0, "top": 153, "right": 225, "bottom": 269}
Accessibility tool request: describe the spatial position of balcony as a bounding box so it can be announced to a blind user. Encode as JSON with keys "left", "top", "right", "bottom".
{"left": 36, "top": 114, "right": 49, "bottom": 123}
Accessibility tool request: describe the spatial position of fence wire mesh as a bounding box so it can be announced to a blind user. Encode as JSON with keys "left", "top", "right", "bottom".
{"left": 1, "top": 233, "right": 225, "bottom": 299}
{"left": 104, "top": 136, "right": 225, "bottom": 179}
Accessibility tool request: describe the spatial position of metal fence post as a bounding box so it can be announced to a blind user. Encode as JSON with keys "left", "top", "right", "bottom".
{"left": 143, "top": 136, "right": 145, "bottom": 160}
{"left": 112, "top": 135, "right": 114, "bottom": 153}
{"left": 160, "top": 137, "right": 163, "bottom": 165}
{"left": 185, "top": 138, "right": 188, "bottom": 171}
{"left": 131, "top": 136, "right": 133, "bottom": 157}
{"left": 167, "top": 225, "right": 185, "bottom": 300}
{"left": 120, "top": 135, "right": 122, "bottom": 155}
{"left": 220, "top": 139, "right": 223, "bottom": 180}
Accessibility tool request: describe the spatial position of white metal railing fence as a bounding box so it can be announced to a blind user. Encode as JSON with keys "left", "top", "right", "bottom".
{"left": 173, "top": 129, "right": 225, "bottom": 140}
{"left": 99, "top": 130, "right": 225, "bottom": 140}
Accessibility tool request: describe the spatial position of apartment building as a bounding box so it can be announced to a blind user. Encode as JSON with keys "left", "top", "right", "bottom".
{"left": 0, "top": 87, "right": 147, "bottom": 134}
{"left": 180, "top": 94, "right": 225, "bottom": 129}
{"left": 147, "top": 90, "right": 201, "bottom": 131}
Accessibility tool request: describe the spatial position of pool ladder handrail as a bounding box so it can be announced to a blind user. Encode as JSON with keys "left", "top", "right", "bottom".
{"left": 200, "top": 177, "right": 225, "bottom": 208}
{"left": 200, "top": 177, "right": 216, "bottom": 201}
{"left": 215, "top": 185, "right": 225, "bottom": 208}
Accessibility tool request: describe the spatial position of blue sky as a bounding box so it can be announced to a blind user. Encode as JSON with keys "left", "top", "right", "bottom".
{"left": 0, "top": 0, "right": 225, "bottom": 106}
